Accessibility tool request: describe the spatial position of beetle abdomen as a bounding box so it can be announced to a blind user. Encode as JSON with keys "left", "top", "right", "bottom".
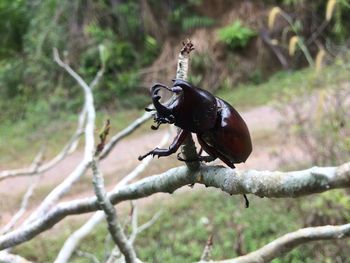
{"left": 200, "top": 99, "right": 252, "bottom": 164}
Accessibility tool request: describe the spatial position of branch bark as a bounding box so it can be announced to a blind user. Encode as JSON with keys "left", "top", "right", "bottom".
{"left": 91, "top": 156, "right": 137, "bottom": 263}
{"left": 0, "top": 251, "right": 33, "bottom": 263}
{"left": 216, "top": 223, "right": 350, "bottom": 263}
{"left": 175, "top": 40, "right": 199, "bottom": 171}
{"left": 22, "top": 49, "right": 97, "bottom": 223}
{"left": 1, "top": 161, "right": 349, "bottom": 250}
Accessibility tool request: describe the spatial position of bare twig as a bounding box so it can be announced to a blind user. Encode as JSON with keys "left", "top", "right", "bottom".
{"left": 75, "top": 250, "right": 100, "bottom": 263}
{"left": 0, "top": 178, "right": 39, "bottom": 235}
{"left": 0, "top": 60, "right": 104, "bottom": 182}
{"left": 23, "top": 48, "right": 97, "bottom": 223}
{"left": 174, "top": 39, "right": 199, "bottom": 171}
{"left": 133, "top": 211, "right": 162, "bottom": 240}
{"left": 99, "top": 110, "right": 153, "bottom": 160}
{"left": 0, "top": 251, "right": 33, "bottom": 263}
{"left": 1, "top": 151, "right": 44, "bottom": 234}
{"left": 215, "top": 224, "right": 350, "bottom": 263}
{"left": 91, "top": 155, "right": 137, "bottom": 263}
{"left": 54, "top": 130, "right": 171, "bottom": 263}
{"left": 128, "top": 202, "right": 162, "bottom": 245}
{"left": 1, "top": 161, "right": 349, "bottom": 250}
{"left": 200, "top": 235, "right": 213, "bottom": 262}
{"left": 0, "top": 56, "right": 105, "bottom": 182}
{"left": 106, "top": 202, "right": 161, "bottom": 263}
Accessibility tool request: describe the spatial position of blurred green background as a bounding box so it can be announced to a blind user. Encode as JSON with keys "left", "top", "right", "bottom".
{"left": 1, "top": 0, "right": 350, "bottom": 262}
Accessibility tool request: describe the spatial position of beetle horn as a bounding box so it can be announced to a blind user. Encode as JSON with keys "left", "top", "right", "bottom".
{"left": 150, "top": 84, "right": 172, "bottom": 116}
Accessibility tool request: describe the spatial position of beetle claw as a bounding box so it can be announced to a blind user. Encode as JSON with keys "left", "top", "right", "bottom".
{"left": 151, "top": 123, "right": 161, "bottom": 130}
{"left": 145, "top": 107, "right": 155, "bottom": 112}
{"left": 152, "top": 95, "right": 161, "bottom": 101}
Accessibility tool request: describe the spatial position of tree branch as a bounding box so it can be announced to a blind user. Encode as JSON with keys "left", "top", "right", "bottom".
{"left": 175, "top": 39, "right": 199, "bottom": 171}
{"left": 216, "top": 224, "right": 350, "bottom": 263}
{"left": 1, "top": 162, "right": 349, "bottom": 250}
{"left": 0, "top": 251, "right": 33, "bottom": 263}
{"left": 22, "top": 49, "right": 97, "bottom": 223}
{"left": 91, "top": 156, "right": 137, "bottom": 263}
{"left": 0, "top": 177, "right": 39, "bottom": 235}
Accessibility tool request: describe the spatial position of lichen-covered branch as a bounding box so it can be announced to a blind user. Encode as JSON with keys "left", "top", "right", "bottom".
{"left": 216, "top": 223, "right": 350, "bottom": 263}
{"left": 0, "top": 251, "right": 33, "bottom": 263}
{"left": 106, "top": 202, "right": 161, "bottom": 263}
{"left": 174, "top": 39, "right": 199, "bottom": 170}
{"left": 23, "top": 49, "right": 97, "bottom": 223}
{"left": 91, "top": 156, "right": 137, "bottom": 263}
{"left": 1, "top": 162, "right": 349, "bottom": 250}
{"left": 0, "top": 177, "right": 39, "bottom": 234}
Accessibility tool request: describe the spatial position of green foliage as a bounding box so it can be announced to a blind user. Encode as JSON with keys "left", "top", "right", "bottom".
{"left": 0, "top": 0, "right": 28, "bottom": 59}
{"left": 217, "top": 58, "right": 350, "bottom": 109}
{"left": 169, "top": 1, "right": 216, "bottom": 32}
{"left": 331, "top": 0, "right": 350, "bottom": 41}
{"left": 217, "top": 21, "right": 256, "bottom": 50}
{"left": 181, "top": 15, "right": 216, "bottom": 31}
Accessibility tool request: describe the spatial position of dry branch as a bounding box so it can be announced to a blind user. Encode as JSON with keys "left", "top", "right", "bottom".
{"left": 174, "top": 40, "right": 199, "bottom": 171}
{"left": 1, "top": 161, "right": 349, "bottom": 250}
{"left": 0, "top": 251, "right": 33, "bottom": 263}
{"left": 216, "top": 223, "right": 350, "bottom": 263}
{"left": 0, "top": 178, "right": 39, "bottom": 235}
{"left": 91, "top": 155, "right": 137, "bottom": 263}
{"left": 22, "top": 49, "right": 97, "bottom": 223}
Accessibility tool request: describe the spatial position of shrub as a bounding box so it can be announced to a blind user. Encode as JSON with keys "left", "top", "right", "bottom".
{"left": 217, "top": 21, "right": 256, "bottom": 50}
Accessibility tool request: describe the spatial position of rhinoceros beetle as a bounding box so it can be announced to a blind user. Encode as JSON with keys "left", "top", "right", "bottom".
{"left": 138, "top": 79, "right": 252, "bottom": 206}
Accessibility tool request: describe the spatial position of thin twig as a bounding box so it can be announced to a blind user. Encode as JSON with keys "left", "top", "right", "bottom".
{"left": 91, "top": 155, "right": 137, "bottom": 263}
{"left": 23, "top": 48, "right": 98, "bottom": 223}
{"left": 0, "top": 251, "right": 33, "bottom": 263}
{"left": 75, "top": 250, "right": 100, "bottom": 263}
{"left": 200, "top": 235, "right": 213, "bottom": 262}
{"left": 175, "top": 39, "right": 199, "bottom": 171}
{"left": 214, "top": 224, "right": 350, "bottom": 263}
{"left": 1, "top": 151, "right": 44, "bottom": 233}
{"left": 54, "top": 130, "right": 171, "bottom": 263}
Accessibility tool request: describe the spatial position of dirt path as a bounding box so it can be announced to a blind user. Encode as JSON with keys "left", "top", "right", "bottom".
{"left": 1, "top": 105, "right": 302, "bottom": 225}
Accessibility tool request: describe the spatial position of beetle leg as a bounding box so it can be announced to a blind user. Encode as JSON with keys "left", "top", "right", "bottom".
{"left": 145, "top": 107, "right": 155, "bottom": 112}
{"left": 198, "top": 147, "right": 203, "bottom": 156}
{"left": 151, "top": 122, "right": 162, "bottom": 130}
{"left": 138, "top": 129, "right": 189, "bottom": 161}
{"left": 197, "top": 135, "right": 236, "bottom": 168}
{"left": 243, "top": 194, "right": 249, "bottom": 208}
{"left": 177, "top": 152, "right": 216, "bottom": 163}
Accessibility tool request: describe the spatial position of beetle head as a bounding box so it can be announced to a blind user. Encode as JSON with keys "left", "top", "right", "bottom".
{"left": 148, "top": 83, "right": 177, "bottom": 130}
{"left": 149, "top": 79, "right": 218, "bottom": 132}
